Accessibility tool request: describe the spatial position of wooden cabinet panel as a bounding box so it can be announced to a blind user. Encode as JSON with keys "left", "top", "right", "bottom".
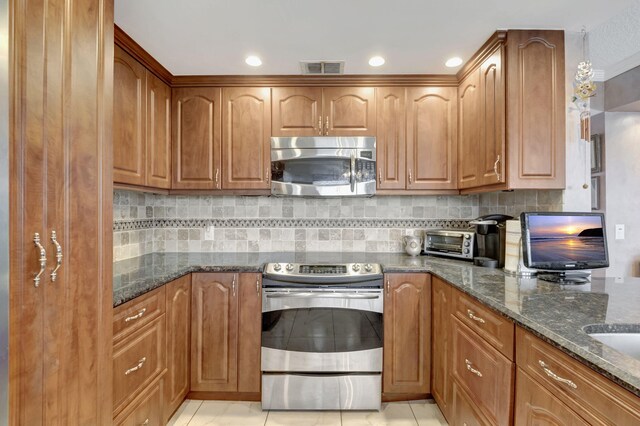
{"left": 516, "top": 327, "right": 640, "bottom": 425}
{"left": 452, "top": 317, "right": 513, "bottom": 426}
{"left": 272, "top": 87, "right": 322, "bottom": 136}
{"left": 114, "top": 378, "right": 164, "bottom": 426}
{"left": 172, "top": 87, "right": 221, "bottom": 189}
{"left": 113, "top": 315, "right": 166, "bottom": 416}
{"left": 237, "top": 273, "right": 262, "bottom": 393}
{"left": 406, "top": 87, "right": 457, "bottom": 190}
{"left": 452, "top": 381, "right": 491, "bottom": 426}
{"left": 480, "top": 48, "right": 505, "bottom": 186}
{"left": 113, "top": 286, "right": 165, "bottom": 344}
{"left": 458, "top": 70, "right": 481, "bottom": 189}
{"left": 114, "top": 45, "right": 146, "bottom": 186}
{"left": 452, "top": 288, "right": 514, "bottom": 360}
{"left": 514, "top": 368, "right": 588, "bottom": 426}
{"left": 431, "top": 277, "right": 453, "bottom": 421}
{"left": 146, "top": 71, "right": 172, "bottom": 189}
{"left": 323, "top": 87, "right": 376, "bottom": 136}
{"left": 164, "top": 275, "right": 191, "bottom": 421}
{"left": 506, "top": 30, "right": 565, "bottom": 189}
{"left": 383, "top": 273, "right": 431, "bottom": 394}
{"left": 191, "top": 273, "right": 238, "bottom": 392}
{"left": 376, "top": 88, "right": 406, "bottom": 189}
{"left": 222, "top": 88, "right": 271, "bottom": 189}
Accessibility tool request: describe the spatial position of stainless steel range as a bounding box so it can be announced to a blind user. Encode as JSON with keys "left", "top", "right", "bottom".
{"left": 261, "top": 262, "right": 383, "bottom": 410}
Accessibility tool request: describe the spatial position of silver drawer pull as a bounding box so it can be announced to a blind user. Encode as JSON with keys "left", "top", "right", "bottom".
{"left": 33, "top": 233, "right": 47, "bottom": 287}
{"left": 124, "top": 308, "right": 147, "bottom": 323}
{"left": 465, "top": 359, "right": 483, "bottom": 377}
{"left": 124, "top": 357, "right": 147, "bottom": 375}
{"left": 467, "top": 309, "right": 486, "bottom": 324}
{"left": 538, "top": 360, "right": 577, "bottom": 389}
{"left": 140, "top": 419, "right": 149, "bottom": 426}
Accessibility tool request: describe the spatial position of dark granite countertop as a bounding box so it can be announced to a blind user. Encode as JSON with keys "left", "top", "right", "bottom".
{"left": 114, "top": 251, "right": 640, "bottom": 398}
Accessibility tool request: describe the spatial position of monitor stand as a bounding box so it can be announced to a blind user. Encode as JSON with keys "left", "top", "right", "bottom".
{"left": 537, "top": 272, "right": 591, "bottom": 285}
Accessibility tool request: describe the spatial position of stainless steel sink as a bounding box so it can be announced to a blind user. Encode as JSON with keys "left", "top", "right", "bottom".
{"left": 583, "top": 324, "right": 640, "bottom": 361}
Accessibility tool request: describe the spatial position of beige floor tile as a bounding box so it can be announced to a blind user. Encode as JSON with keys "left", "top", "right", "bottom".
{"left": 408, "top": 400, "right": 448, "bottom": 426}
{"left": 265, "top": 410, "right": 342, "bottom": 426}
{"left": 167, "top": 399, "right": 203, "bottom": 426}
{"left": 341, "top": 402, "right": 418, "bottom": 426}
{"left": 189, "top": 401, "right": 268, "bottom": 426}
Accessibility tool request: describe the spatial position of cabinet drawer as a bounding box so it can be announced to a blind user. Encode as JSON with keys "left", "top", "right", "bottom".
{"left": 114, "top": 286, "right": 165, "bottom": 344}
{"left": 514, "top": 368, "right": 588, "bottom": 426}
{"left": 113, "top": 315, "right": 166, "bottom": 416}
{"left": 452, "top": 381, "right": 490, "bottom": 426}
{"left": 452, "top": 317, "right": 513, "bottom": 425}
{"left": 453, "top": 288, "right": 514, "bottom": 359}
{"left": 114, "top": 377, "right": 164, "bottom": 426}
{"left": 516, "top": 327, "right": 640, "bottom": 425}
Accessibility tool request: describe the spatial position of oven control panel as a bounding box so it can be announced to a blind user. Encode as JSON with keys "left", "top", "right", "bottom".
{"left": 264, "top": 263, "right": 382, "bottom": 279}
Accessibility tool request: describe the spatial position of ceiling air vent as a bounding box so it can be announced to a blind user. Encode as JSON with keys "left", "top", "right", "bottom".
{"left": 300, "top": 61, "right": 345, "bottom": 75}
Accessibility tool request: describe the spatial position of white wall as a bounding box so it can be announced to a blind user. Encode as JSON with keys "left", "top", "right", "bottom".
{"left": 604, "top": 112, "right": 640, "bottom": 277}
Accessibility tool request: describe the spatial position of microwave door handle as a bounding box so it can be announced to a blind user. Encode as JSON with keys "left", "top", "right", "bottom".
{"left": 350, "top": 151, "right": 356, "bottom": 192}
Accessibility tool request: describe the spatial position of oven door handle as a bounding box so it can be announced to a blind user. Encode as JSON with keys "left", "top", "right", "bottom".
{"left": 265, "top": 292, "right": 380, "bottom": 300}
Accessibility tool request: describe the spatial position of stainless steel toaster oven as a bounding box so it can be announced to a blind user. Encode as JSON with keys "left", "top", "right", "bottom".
{"left": 423, "top": 229, "right": 475, "bottom": 260}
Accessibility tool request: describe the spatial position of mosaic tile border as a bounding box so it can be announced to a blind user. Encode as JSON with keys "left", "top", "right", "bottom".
{"left": 113, "top": 218, "right": 471, "bottom": 232}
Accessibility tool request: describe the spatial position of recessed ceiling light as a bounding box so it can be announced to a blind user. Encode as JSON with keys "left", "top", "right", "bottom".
{"left": 245, "top": 56, "right": 262, "bottom": 67}
{"left": 368, "top": 56, "right": 385, "bottom": 67}
{"left": 445, "top": 57, "right": 463, "bottom": 68}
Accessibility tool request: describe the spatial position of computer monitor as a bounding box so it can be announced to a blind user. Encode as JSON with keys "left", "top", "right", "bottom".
{"left": 520, "top": 212, "right": 609, "bottom": 284}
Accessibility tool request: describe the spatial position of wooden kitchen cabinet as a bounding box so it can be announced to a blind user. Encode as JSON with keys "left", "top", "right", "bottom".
{"left": 406, "top": 87, "right": 457, "bottom": 190}
{"left": 383, "top": 273, "right": 431, "bottom": 396}
{"left": 323, "top": 87, "right": 376, "bottom": 136}
{"left": 431, "top": 277, "right": 453, "bottom": 422}
{"left": 222, "top": 87, "right": 271, "bottom": 189}
{"left": 190, "top": 272, "right": 262, "bottom": 398}
{"left": 146, "top": 71, "right": 172, "bottom": 189}
{"left": 272, "top": 87, "right": 323, "bottom": 136}
{"left": 164, "top": 275, "right": 191, "bottom": 421}
{"left": 9, "top": 0, "right": 113, "bottom": 423}
{"left": 114, "top": 377, "right": 165, "bottom": 426}
{"left": 376, "top": 87, "right": 406, "bottom": 190}
{"left": 458, "top": 69, "right": 481, "bottom": 189}
{"left": 172, "top": 87, "right": 222, "bottom": 189}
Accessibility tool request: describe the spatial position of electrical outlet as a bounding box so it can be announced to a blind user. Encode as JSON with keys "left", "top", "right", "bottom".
{"left": 204, "top": 225, "right": 215, "bottom": 240}
{"left": 615, "top": 224, "right": 625, "bottom": 240}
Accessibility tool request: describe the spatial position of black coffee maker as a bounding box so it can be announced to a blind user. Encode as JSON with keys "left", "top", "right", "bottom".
{"left": 470, "top": 214, "right": 513, "bottom": 268}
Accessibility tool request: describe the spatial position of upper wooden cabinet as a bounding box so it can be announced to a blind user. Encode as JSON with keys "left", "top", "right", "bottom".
{"left": 222, "top": 88, "right": 271, "bottom": 189}
{"left": 114, "top": 46, "right": 146, "bottom": 186}
{"left": 272, "top": 87, "right": 375, "bottom": 137}
{"left": 114, "top": 46, "right": 172, "bottom": 189}
{"left": 172, "top": 87, "right": 222, "bottom": 190}
{"left": 458, "top": 30, "right": 565, "bottom": 192}
{"left": 376, "top": 88, "right": 406, "bottom": 190}
{"left": 406, "top": 87, "right": 457, "bottom": 190}
{"left": 383, "top": 273, "right": 431, "bottom": 395}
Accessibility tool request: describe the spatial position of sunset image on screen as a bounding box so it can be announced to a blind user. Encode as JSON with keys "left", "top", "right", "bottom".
{"left": 528, "top": 215, "right": 607, "bottom": 263}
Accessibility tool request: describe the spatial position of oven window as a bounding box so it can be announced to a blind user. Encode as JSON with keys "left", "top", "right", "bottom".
{"left": 262, "top": 308, "right": 383, "bottom": 353}
{"left": 271, "top": 159, "right": 350, "bottom": 186}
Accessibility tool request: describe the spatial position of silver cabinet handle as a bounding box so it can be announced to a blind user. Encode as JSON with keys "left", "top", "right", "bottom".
{"left": 266, "top": 169, "right": 270, "bottom": 184}
{"left": 465, "top": 359, "right": 483, "bottom": 377}
{"left": 408, "top": 170, "right": 413, "bottom": 184}
{"left": 386, "top": 279, "right": 390, "bottom": 295}
{"left": 325, "top": 116, "right": 329, "bottom": 135}
{"left": 232, "top": 276, "right": 236, "bottom": 297}
{"left": 378, "top": 168, "right": 382, "bottom": 185}
{"left": 256, "top": 277, "right": 260, "bottom": 294}
{"left": 33, "top": 233, "right": 47, "bottom": 287}
{"left": 50, "top": 230, "right": 63, "bottom": 282}
{"left": 467, "top": 309, "right": 486, "bottom": 324}
{"left": 493, "top": 155, "right": 501, "bottom": 181}
{"left": 215, "top": 168, "right": 220, "bottom": 189}
{"left": 350, "top": 151, "right": 356, "bottom": 192}
{"left": 538, "top": 360, "right": 577, "bottom": 389}
{"left": 124, "top": 357, "right": 147, "bottom": 375}
{"left": 140, "top": 419, "right": 149, "bottom": 426}
{"left": 124, "top": 308, "right": 147, "bottom": 323}
{"left": 318, "top": 116, "right": 322, "bottom": 135}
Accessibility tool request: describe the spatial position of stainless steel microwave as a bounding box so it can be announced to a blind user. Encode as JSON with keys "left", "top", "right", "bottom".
{"left": 270, "top": 137, "right": 376, "bottom": 197}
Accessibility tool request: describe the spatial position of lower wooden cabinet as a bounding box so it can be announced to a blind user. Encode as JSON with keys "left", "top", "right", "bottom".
{"left": 191, "top": 272, "right": 262, "bottom": 397}
{"left": 165, "top": 275, "right": 192, "bottom": 421}
{"left": 452, "top": 381, "right": 490, "bottom": 426}
{"left": 114, "top": 377, "right": 165, "bottom": 426}
{"left": 383, "top": 273, "right": 431, "bottom": 396}
{"left": 431, "top": 277, "right": 453, "bottom": 421}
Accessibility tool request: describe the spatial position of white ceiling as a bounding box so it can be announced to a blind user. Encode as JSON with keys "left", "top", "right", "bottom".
{"left": 115, "top": 0, "right": 636, "bottom": 76}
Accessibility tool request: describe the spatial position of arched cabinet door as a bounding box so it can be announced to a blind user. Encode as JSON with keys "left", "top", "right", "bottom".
{"left": 383, "top": 273, "right": 431, "bottom": 395}
{"left": 323, "top": 87, "right": 376, "bottom": 136}
{"left": 406, "top": 87, "right": 457, "bottom": 190}
{"left": 376, "top": 88, "right": 406, "bottom": 189}
{"left": 457, "top": 70, "right": 481, "bottom": 189}
{"left": 272, "top": 87, "right": 322, "bottom": 136}
{"left": 114, "top": 45, "right": 146, "bottom": 186}
{"left": 172, "top": 87, "right": 221, "bottom": 190}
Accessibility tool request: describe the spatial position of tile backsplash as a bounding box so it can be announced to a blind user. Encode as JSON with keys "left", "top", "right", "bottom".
{"left": 113, "top": 190, "right": 563, "bottom": 261}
